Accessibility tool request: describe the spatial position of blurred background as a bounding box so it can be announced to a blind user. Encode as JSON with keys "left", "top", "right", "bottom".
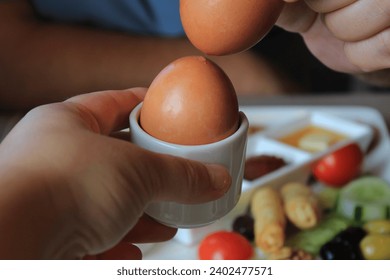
{"left": 1, "top": 0, "right": 390, "bottom": 140}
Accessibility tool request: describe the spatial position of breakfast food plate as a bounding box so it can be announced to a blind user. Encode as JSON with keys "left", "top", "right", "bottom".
{"left": 139, "top": 105, "right": 390, "bottom": 260}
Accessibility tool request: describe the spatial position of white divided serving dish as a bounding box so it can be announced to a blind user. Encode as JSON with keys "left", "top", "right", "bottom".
{"left": 140, "top": 106, "right": 390, "bottom": 259}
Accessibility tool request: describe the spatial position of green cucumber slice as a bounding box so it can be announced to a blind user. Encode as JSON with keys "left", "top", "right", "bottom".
{"left": 320, "top": 214, "right": 351, "bottom": 230}
{"left": 337, "top": 176, "right": 390, "bottom": 222}
{"left": 286, "top": 215, "right": 351, "bottom": 255}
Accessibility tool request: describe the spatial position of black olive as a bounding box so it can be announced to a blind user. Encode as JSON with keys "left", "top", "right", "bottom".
{"left": 319, "top": 242, "right": 339, "bottom": 260}
{"left": 333, "top": 226, "right": 366, "bottom": 245}
{"left": 320, "top": 227, "right": 366, "bottom": 260}
{"left": 232, "top": 214, "right": 254, "bottom": 242}
{"left": 320, "top": 240, "right": 362, "bottom": 260}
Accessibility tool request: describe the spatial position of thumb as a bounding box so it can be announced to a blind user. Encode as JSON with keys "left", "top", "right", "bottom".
{"left": 127, "top": 147, "right": 232, "bottom": 205}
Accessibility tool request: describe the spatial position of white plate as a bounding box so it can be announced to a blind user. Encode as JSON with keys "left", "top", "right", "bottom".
{"left": 140, "top": 106, "right": 390, "bottom": 260}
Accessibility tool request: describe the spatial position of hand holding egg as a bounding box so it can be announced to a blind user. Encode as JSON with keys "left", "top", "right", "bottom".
{"left": 277, "top": 0, "right": 390, "bottom": 86}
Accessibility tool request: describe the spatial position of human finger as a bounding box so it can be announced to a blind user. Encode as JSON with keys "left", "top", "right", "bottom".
{"left": 304, "top": 0, "right": 356, "bottom": 13}
{"left": 97, "top": 242, "right": 142, "bottom": 260}
{"left": 65, "top": 88, "right": 147, "bottom": 135}
{"left": 344, "top": 27, "right": 390, "bottom": 72}
{"left": 96, "top": 242, "right": 142, "bottom": 260}
{"left": 127, "top": 147, "right": 232, "bottom": 204}
{"left": 121, "top": 214, "right": 177, "bottom": 244}
{"left": 301, "top": 15, "right": 361, "bottom": 73}
{"left": 276, "top": 0, "right": 317, "bottom": 33}
{"left": 324, "top": 0, "right": 390, "bottom": 42}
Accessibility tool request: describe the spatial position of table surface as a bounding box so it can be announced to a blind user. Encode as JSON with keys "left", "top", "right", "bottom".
{"left": 1, "top": 92, "right": 390, "bottom": 142}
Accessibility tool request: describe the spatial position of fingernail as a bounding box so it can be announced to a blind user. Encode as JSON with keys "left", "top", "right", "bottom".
{"left": 206, "top": 164, "right": 232, "bottom": 192}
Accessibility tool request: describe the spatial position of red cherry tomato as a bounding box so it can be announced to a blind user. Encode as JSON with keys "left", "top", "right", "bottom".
{"left": 198, "top": 231, "right": 253, "bottom": 260}
{"left": 312, "top": 143, "right": 364, "bottom": 187}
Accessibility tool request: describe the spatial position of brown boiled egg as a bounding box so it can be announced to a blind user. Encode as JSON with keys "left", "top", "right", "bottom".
{"left": 140, "top": 56, "right": 239, "bottom": 145}
{"left": 180, "top": 0, "right": 284, "bottom": 55}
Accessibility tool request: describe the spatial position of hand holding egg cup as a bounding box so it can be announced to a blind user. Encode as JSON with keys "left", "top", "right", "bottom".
{"left": 130, "top": 56, "right": 249, "bottom": 228}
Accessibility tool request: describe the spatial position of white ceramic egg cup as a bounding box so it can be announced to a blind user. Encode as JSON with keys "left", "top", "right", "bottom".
{"left": 129, "top": 103, "right": 249, "bottom": 228}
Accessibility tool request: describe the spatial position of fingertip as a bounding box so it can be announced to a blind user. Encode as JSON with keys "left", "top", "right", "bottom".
{"left": 205, "top": 164, "right": 232, "bottom": 194}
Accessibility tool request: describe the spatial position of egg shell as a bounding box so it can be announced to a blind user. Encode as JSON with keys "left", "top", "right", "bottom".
{"left": 140, "top": 56, "right": 239, "bottom": 145}
{"left": 180, "top": 0, "right": 284, "bottom": 55}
